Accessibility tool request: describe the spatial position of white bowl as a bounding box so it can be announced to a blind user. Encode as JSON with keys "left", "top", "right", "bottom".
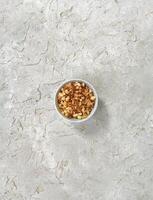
{"left": 54, "top": 79, "right": 98, "bottom": 124}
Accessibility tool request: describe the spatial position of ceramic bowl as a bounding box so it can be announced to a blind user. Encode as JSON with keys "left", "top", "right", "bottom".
{"left": 54, "top": 79, "right": 98, "bottom": 124}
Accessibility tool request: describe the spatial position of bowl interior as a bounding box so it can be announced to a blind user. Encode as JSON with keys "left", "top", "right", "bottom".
{"left": 55, "top": 79, "right": 98, "bottom": 123}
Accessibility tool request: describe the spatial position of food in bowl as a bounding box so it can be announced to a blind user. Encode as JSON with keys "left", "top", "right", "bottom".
{"left": 57, "top": 81, "right": 96, "bottom": 119}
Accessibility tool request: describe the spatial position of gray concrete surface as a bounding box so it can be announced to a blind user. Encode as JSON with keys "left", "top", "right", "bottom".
{"left": 0, "top": 0, "right": 153, "bottom": 199}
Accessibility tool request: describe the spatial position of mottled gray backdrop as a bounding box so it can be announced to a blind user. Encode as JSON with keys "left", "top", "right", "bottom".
{"left": 0, "top": 0, "right": 153, "bottom": 200}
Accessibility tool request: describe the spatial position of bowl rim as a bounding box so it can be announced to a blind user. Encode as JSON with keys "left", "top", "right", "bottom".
{"left": 54, "top": 79, "right": 98, "bottom": 123}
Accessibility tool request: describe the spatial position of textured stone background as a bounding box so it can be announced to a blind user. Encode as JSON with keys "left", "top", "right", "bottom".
{"left": 0, "top": 0, "right": 153, "bottom": 199}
